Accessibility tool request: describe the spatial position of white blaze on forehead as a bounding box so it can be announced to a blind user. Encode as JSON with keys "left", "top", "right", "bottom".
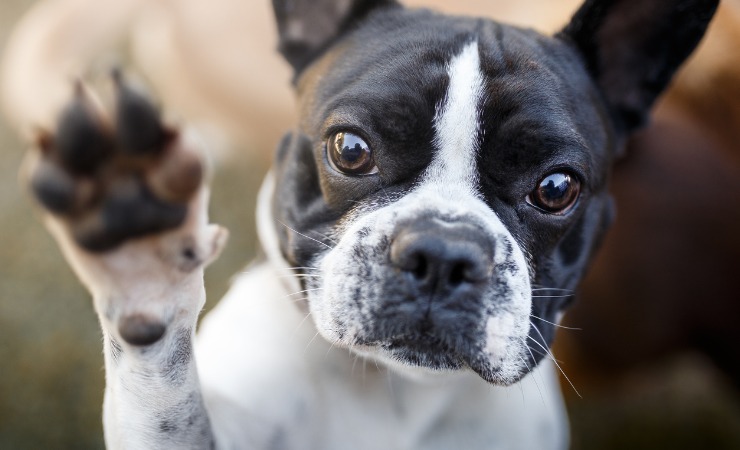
{"left": 312, "top": 42, "right": 535, "bottom": 379}
{"left": 427, "top": 41, "right": 484, "bottom": 195}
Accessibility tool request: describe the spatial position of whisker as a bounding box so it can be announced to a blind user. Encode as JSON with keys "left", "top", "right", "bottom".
{"left": 303, "top": 331, "right": 322, "bottom": 356}
{"left": 522, "top": 339, "right": 555, "bottom": 408}
{"left": 351, "top": 349, "right": 360, "bottom": 377}
{"left": 325, "top": 339, "right": 337, "bottom": 359}
{"left": 291, "top": 311, "right": 313, "bottom": 335}
{"left": 277, "top": 274, "right": 323, "bottom": 279}
{"left": 530, "top": 314, "right": 582, "bottom": 331}
{"left": 240, "top": 266, "right": 321, "bottom": 275}
{"left": 310, "top": 230, "right": 339, "bottom": 246}
{"left": 528, "top": 322, "right": 581, "bottom": 398}
{"left": 516, "top": 351, "right": 544, "bottom": 407}
{"left": 278, "top": 220, "right": 334, "bottom": 250}
{"left": 284, "top": 288, "right": 323, "bottom": 298}
{"left": 531, "top": 294, "right": 575, "bottom": 299}
{"left": 523, "top": 342, "right": 550, "bottom": 359}
{"left": 525, "top": 336, "right": 565, "bottom": 368}
{"left": 516, "top": 367, "right": 527, "bottom": 406}
{"left": 281, "top": 266, "right": 321, "bottom": 271}
{"left": 532, "top": 287, "right": 574, "bottom": 293}
{"left": 372, "top": 357, "right": 382, "bottom": 374}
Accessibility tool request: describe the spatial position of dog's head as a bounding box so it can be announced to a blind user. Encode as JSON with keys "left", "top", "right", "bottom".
{"left": 265, "top": 0, "right": 717, "bottom": 384}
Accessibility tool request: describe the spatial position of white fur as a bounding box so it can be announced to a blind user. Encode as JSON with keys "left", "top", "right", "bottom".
{"left": 428, "top": 41, "right": 484, "bottom": 195}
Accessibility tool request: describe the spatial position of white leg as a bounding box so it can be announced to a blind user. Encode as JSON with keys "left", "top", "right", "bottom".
{"left": 25, "top": 77, "right": 227, "bottom": 449}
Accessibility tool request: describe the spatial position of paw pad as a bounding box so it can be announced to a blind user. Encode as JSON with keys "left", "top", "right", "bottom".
{"left": 30, "top": 72, "right": 203, "bottom": 252}
{"left": 118, "top": 313, "right": 167, "bottom": 346}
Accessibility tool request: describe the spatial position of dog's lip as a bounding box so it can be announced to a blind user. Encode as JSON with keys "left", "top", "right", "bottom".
{"left": 373, "top": 333, "right": 468, "bottom": 369}
{"left": 385, "top": 341, "right": 466, "bottom": 369}
{"left": 368, "top": 333, "right": 517, "bottom": 384}
{"left": 385, "top": 333, "right": 448, "bottom": 352}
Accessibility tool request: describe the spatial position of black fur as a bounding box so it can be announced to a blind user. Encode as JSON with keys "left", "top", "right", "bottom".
{"left": 560, "top": 0, "right": 719, "bottom": 132}
{"left": 272, "top": 0, "right": 401, "bottom": 76}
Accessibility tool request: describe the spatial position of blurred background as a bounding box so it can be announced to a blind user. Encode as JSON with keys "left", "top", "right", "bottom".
{"left": 0, "top": 0, "right": 738, "bottom": 448}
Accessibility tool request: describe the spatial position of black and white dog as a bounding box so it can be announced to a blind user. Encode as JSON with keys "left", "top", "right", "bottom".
{"left": 26, "top": 0, "right": 717, "bottom": 448}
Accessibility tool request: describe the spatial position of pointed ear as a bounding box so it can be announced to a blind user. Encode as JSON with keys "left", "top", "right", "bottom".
{"left": 272, "top": 0, "right": 399, "bottom": 77}
{"left": 559, "top": 0, "right": 718, "bottom": 132}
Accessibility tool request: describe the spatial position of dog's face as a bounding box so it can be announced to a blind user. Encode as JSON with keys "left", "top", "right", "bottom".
{"left": 269, "top": 0, "right": 717, "bottom": 384}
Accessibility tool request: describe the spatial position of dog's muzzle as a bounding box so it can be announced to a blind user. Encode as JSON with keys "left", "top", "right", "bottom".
{"left": 371, "top": 218, "right": 495, "bottom": 351}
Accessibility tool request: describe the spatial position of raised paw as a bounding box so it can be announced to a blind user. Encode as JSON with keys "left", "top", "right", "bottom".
{"left": 29, "top": 73, "right": 203, "bottom": 252}
{"left": 24, "top": 72, "right": 227, "bottom": 347}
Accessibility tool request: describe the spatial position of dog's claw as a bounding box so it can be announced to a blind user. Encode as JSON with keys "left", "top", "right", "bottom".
{"left": 28, "top": 72, "right": 205, "bottom": 253}
{"left": 113, "top": 70, "right": 172, "bottom": 155}
{"left": 55, "top": 84, "right": 114, "bottom": 175}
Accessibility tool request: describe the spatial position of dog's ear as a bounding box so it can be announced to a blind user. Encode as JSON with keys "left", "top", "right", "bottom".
{"left": 272, "top": 0, "right": 399, "bottom": 77}
{"left": 560, "top": 0, "right": 718, "bottom": 132}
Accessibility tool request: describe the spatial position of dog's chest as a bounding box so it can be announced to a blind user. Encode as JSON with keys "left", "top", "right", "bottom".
{"left": 195, "top": 262, "right": 567, "bottom": 450}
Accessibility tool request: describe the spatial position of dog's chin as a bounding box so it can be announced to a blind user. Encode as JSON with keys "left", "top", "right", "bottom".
{"left": 350, "top": 335, "right": 528, "bottom": 386}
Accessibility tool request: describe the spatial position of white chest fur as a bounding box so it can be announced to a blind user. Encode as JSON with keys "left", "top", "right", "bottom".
{"left": 192, "top": 174, "right": 568, "bottom": 449}
{"left": 195, "top": 259, "right": 568, "bottom": 450}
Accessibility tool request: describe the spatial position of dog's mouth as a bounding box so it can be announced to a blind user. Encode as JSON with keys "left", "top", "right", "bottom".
{"left": 358, "top": 330, "right": 526, "bottom": 385}
{"left": 384, "top": 334, "right": 464, "bottom": 370}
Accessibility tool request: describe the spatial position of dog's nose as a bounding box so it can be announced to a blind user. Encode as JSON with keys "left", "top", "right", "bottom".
{"left": 390, "top": 218, "right": 493, "bottom": 292}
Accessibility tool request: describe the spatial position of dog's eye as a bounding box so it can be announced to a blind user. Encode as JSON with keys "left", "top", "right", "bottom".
{"left": 527, "top": 172, "right": 580, "bottom": 214}
{"left": 327, "top": 132, "right": 377, "bottom": 176}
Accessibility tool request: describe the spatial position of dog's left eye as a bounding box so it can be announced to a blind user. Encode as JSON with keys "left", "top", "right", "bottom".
{"left": 527, "top": 172, "right": 581, "bottom": 214}
{"left": 327, "top": 132, "right": 377, "bottom": 176}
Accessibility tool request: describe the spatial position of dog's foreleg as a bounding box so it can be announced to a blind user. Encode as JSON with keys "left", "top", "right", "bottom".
{"left": 25, "top": 76, "right": 227, "bottom": 449}
{"left": 98, "top": 283, "right": 214, "bottom": 450}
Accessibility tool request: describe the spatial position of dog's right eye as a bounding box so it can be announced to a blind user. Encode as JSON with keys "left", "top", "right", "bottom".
{"left": 327, "top": 132, "right": 377, "bottom": 176}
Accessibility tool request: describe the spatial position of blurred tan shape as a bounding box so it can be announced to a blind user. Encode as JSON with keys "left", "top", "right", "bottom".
{"left": 1, "top": 0, "right": 582, "bottom": 160}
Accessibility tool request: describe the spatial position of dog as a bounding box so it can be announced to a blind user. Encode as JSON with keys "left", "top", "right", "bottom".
{"left": 21, "top": 0, "right": 717, "bottom": 448}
